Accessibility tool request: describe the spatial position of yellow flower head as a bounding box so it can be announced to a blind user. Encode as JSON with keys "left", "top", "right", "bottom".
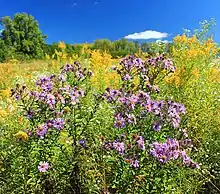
{"left": 15, "top": 131, "right": 28, "bottom": 141}
{"left": 188, "top": 35, "right": 198, "bottom": 44}
{"left": 192, "top": 67, "right": 200, "bottom": 79}
{"left": 187, "top": 49, "right": 198, "bottom": 58}
{"left": 0, "top": 109, "right": 9, "bottom": 118}
{"left": 58, "top": 41, "right": 66, "bottom": 49}
{"left": 174, "top": 35, "right": 187, "bottom": 44}
{"left": 1, "top": 89, "right": 11, "bottom": 98}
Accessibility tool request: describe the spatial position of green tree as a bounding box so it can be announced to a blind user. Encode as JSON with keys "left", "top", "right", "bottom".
{"left": 1, "top": 13, "right": 46, "bottom": 59}
{"left": 111, "top": 39, "right": 138, "bottom": 57}
{"left": 92, "top": 39, "right": 113, "bottom": 53}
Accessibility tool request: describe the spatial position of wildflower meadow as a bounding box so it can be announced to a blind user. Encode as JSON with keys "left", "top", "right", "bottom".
{"left": 0, "top": 13, "right": 220, "bottom": 194}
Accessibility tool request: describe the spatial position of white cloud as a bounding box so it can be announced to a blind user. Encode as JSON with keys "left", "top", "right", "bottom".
{"left": 124, "top": 30, "right": 169, "bottom": 40}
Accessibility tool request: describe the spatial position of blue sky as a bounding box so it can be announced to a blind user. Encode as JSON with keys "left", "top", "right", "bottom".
{"left": 1, "top": 0, "right": 220, "bottom": 44}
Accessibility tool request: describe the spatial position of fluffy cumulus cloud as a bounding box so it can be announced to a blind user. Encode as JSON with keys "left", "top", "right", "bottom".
{"left": 124, "top": 30, "right": 169, "bottom": 40}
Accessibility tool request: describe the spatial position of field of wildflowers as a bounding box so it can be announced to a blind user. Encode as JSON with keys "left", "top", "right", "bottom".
{"left": 0, "top": 27, "right": 220, "bottom": 194}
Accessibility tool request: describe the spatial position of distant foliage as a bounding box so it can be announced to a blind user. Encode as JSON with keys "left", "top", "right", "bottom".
{"left": 0, "top": 13, "right": 46, "bottom": 61}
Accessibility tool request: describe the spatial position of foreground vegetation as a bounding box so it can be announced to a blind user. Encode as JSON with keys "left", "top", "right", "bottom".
{"left": 0, "top": 14, "right": 220, "bottom": 194}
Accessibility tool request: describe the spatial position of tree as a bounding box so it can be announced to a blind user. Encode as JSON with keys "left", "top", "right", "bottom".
{"left": 92, "top": 39, "right": 113, "bottom": 53}
{"left": 1, "top": 13, "right": 46, "bottom": 59}
{"left": 111, "top": 39, "right": 138, "bottom": 57}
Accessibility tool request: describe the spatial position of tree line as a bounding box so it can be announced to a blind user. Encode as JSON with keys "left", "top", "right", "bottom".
{"left": 0, "top": 13, "right": 172, "bottom": 62}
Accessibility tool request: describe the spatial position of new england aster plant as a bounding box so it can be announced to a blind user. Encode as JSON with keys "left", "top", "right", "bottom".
{"left": 102, "top": 55, "right": 200, "bottom": 169}
{"left": 11, "top": 61, "right": 102, "bottom": 191}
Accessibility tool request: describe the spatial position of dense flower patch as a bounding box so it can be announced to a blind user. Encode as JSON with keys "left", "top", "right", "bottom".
{"left": 0, "top": 28, "right": 219, "bottom": 193}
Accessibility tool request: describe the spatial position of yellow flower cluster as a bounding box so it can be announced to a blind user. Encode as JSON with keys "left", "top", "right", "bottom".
{"left": 164, "top": 66, "right": 185, "bottom": 87}
{"left": 15, "top": 131, "right": 28, "bottom": 141}
{"left": 173, "top": 34, "right": 187, "bottom": 44}
{"left": 208, "top": 67, "right": 220, "bottom": 83}
{"left": 166, "top": 34, "right": 218, "bottom": 87}
{"left": 191, "top": 67, "right": 200, "bottom": 79}
{"left": 81, "top": 43, "right": 91, "bottom": 56}
{"left": 90, "top": 50, "right": 120, "bottom": 90}
{"left": 55, "top": 49, "right": 67, "bottom": 59}
{"left": 0, "top": 107, "right": 9, "bottom": 118}
{"left": 0, "top": 89, "right": 11, "bottom": 99}
{"left": 173, "top": 35, "right": 218, "bottom": 59}
{"left": 0, "top": 63, "right": 14, "bottom": 89}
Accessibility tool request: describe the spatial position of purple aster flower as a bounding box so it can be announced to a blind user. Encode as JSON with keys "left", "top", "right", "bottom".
{"left": 171, "top": 117, "right": 181, "bottom": 128}
{"left": 78, "top": 88, "right": 85, "bottom": 97}
{"left": 181, "top": 151, "right": 192, "bottom": 166}
{"left": 136, "top": 136, "right": 145, "bottom": 150}
{"left": 126, "top": 113, "right": 137, "bottom": 124}
{"left": 119, "top": 97, "right": 127, "bottom": 104}
{"left": 146, "top": 84, "right": 153, "bottom": 90}
{"left": 46, "top": 120, "right": 54, "bottom": 128}
{"left": 29, "top": 91, "right": 40, "bottom": 99}
{"left": 167, "top": 101, "right": 186, "bottom": 128}
{"left": 57, "top": 94, "right": 65, "bottom": 104}
{"left": 172, "top": 150, "right": 180, "bottom": 160}
{"left": 127, "top": 95, "right": 139, "bottom": 110}
{"left": 150, "top": 138, "right": 198, "bottom": 168}
{"left": 151, "top": 101, "right": 162, "bottom": 115}
{"left": 42, "top": 82, "right": 53, "bottom": 91}
{"left": 36, "top": 76, "right": 53, "bottom": 92}
{"left": 38, "top": 161, "right": 49, "bottom": 172}
{"left": 162, "top": 59, "right": 175, "bottom": 72}
{"left": 46, "top": 94, "right": 56, "bottom": 109}
{"left": 145, "top": 100, "right": 152, "bottom": 112}
{"left": 79, "top": 139, "right": 87, "bottom": 149}
{"left": 122, "top": 74, "right": 131, "bottom": 81}
{"left": 166, "top": 138, "right": 179, "bottom": 151}
{"left": 36, "top": 124, "right": 48, "bottom": 137}
{"left": 178, "top": 104, "right": 186, "bottom": 114}
{"left": 39, "top": 91, "right": 47, "bottom": 101}
{"left": 153, "top": 121, "right": 162, "bottom": 131}
{"left": 113, "top": 141, "right": 125, "bottom": 154}
{"left": 58, "top": 73, "right": 66, "bottom": 82}
{"left": 180, "top": 151, "right": 200, "bottom": 168}
{"left": 70, "top": 96, "right": 79, "bottom": 105}
{"left": 14, "top": 94, "right": 21, "bottom": 101}
{"left": 114, "top": 114, "right": 126, "bottom": 128}
{"left": 76, "top": 70, "right": 84, "bottom": 79}
{"left": 53, "top": 118, "right": 65, "bottom": 130}
{"left": 61, "top": 64, "right": 74, "bottom": 73}
{"left": 150, "top": 142, "right": 169, "bottom": 163}
{"left": 114, "top": 118, "right": 125, "bottom": 128}
{"left": 131, "top": 159, "right": 139, "bottom": 168}
{"left": 107, "top": 89, "right": 123, "bottom": 102}
{"left": 192, "top": 162, "right": 200, "bottom": 169}
{"left": 150, "top": 138, "right": 180, "bottom": 163}
{"left": 120, "top": 56, "right": 144, "bottom": 72}
{"left": 179, "top": 139, "right": 192, "bottom": 147}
